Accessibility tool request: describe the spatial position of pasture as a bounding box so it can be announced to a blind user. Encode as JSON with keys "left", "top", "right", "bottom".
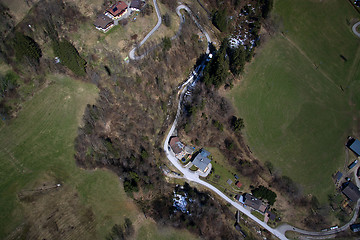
{"left": 0, "top": 74, "right": 196, "bottom": 239}
{"left": 229, "top": 0, "right": 360, "bottom": 203}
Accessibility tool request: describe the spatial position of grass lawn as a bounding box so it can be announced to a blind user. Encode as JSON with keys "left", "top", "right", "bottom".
{"left": 136, "top": 220, "right": 200, "bottom": 240}
{"left": 251, "top": 210, "right": 264, "bottom": 222}
{"left": 204, "top": 147, "right": 249, "bottom": 196}
{"left": 229, "top": 0, "right": 360, "bottom": 203}
{"left": 0, "top": 74, "right": 200, "bottom": 239}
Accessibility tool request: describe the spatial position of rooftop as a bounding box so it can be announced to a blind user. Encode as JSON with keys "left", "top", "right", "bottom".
{"left": 169, "top": 137, "right": 185, "bottom": 154}
{"left": 107, "top": 1, "right": 128, "bottom": 17}
{"left": 94, "top": 14, "right": 113, "bottom": 29}
{"left": 130, "top": 0, "right": 144, "bottom": 10}
{"left": 342, "top": 182, "right": 360, "bottom": 202}
{"left": 192, "top": 149, "right": 211, "bottom": 172}
{"left": 346, "top": 138, "right": 360, "bottom": 156}
{"left": 244, "top": 193, "right": 267, "bottom": 213}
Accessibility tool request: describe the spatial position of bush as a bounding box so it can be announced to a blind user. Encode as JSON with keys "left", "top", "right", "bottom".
{"left": 52, "top": 39, "right": 86, "bottom": 76}
{"left": 162, "top": 37, "right": 172, "bottom": 52}
{"left": 12, "top": 32, "right": 42, "bottom": 63}
{"left": 0, "top": 71, "right": 18, "bottom": 97}
{"left": 231, "top": 116, "right": 244, "bottom": 132}
{"left": 251, "top": 185, "right": 277, "bottom": 205}
{"left": 162, "top": 13, "right": 171, "bottom": 28}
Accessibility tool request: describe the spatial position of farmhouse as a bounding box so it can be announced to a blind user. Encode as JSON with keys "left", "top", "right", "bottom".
{"left": 342, "top": 182, "right": 360, "bottom": 202}
{"left": 350, "top": 223, "right": 360, "bottom": 232}
{"left": 106, "top": 1, "right": 128, "bottom": 19}
{"left": 94, "top": 14, "right": 114, "bottom": 32}
{"left": 346, "top": 137, "right": 360, "bottom": 156}
{"left": 243, "top": 193, "right": 267, "bottom": 213}
{"left": 169, "top": 137, "right": 186, "bottom": 159}
{"left": 192, "top": 149, "right": 211, "bottom": 173}
{"left": 130, "top": 0, "right": 144, "bottom": 11}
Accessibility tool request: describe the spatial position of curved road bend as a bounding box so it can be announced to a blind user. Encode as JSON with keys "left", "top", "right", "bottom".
{"left": 352, "top": 21, "right": 360, "bottom": 38}
{"left": 129, "top": 2, "right": 211, "bottom": 60}
{"left": 129, "top": 0, "right": 162, "bottom": 60}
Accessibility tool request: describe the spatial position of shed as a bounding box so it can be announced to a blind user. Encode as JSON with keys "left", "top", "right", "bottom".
{"left": 235, "top": 181, "right": 242, "bottom": 188}
{"left": 334, "top": 171, "right": 343, "bottom": 182}
{"left": 227, "top": 179, "right": 233, "bottom": 185}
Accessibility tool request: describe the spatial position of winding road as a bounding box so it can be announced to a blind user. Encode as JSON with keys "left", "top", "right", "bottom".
{"left": 352, "top": 21, "right": 360, "bottom": 38}
{"left": 129, "top": 0, "right": 211, "bottom": 60}
{"left": 129, "top": 1, "right": 360, "bottom": 239}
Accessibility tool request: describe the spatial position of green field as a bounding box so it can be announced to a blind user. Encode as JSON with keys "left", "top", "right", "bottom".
{"left": 0, "top": 74, "right": 197, "bottom": 239}
{"left": 229, "top": 0, "right": 360, "bottom": 202}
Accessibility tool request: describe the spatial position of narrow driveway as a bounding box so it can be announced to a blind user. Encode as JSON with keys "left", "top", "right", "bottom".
{"left": 352, "top": 21, "right": 360, "bottom": 38}
{"left": 129, "top": 0, "right": 162, "bottom": 60}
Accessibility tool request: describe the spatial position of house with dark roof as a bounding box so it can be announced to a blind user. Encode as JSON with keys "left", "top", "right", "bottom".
{"left": 94, "top": 14, "right": 114, "bottom": 32}
{"left": 130, "top": 0, "right": 144, "bottom": 11}
{"left": 350, "top": 223, "right": 360, "bottom": 232}
{"left": 169, "top": 137, "right": 186, "bottom": 159}
{"left": 192, "top": 149, "right": 211, "bottom": 173}
{"left": 342, "top": 182, "right": 360, "bottom": 202}
{"left": 234, "top": 194, "right": 241, "bottom": 201}
{"left": 346, "top": 137, "right": 360, "bottom": 156}
{"left": 243, "top": 193, "right": 267, "bottom": 213}
{"left": 106, "top": 1, "right": 128, "bottom": 19}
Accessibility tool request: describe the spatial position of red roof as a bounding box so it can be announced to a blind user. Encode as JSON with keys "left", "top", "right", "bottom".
{"left": 235, "top": 181, "right": 242, "bottom": 188}
{"left": 107, "top": 1, "right": 128, "bottom": 17}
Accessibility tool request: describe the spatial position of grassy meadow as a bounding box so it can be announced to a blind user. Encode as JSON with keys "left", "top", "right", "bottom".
{"left": 0, "top": 74, "right": 197, "bottom": 239}
{"left": 229, "top": 0, "right": 360, "bottom": 203}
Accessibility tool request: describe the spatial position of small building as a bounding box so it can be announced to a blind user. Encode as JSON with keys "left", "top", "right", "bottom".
{"left": 235, "top": 181, "right": 242, "bottom": 188}
{"left": 348, "top": 160, "right": 358, "bottom": 169}
{"left": 334, "top": 171, "right": 343, "bottom": 182}
{"left": 350, "top": 223, "right": 360, "bottom": 232}
{"left": 169, "top": 137, "right": 186, "bottom": 159}
{"left": 130, "top": 0, "right": 144, "bottom": 11}
{"left": 346, "top": 137, "right": 360, "bottom": 156}
{"left": 185, "top": 146, "right": 195, "bottom": 155}
{"left": 243, "top": 193, "right": 267, "bottom": 213}
{"left": 106, "top": 1, "right": 128, "bottom": 19}
{"left": 342, "top": 182, "right": 360, "bottom": 202}
{"left": 192, "top": 149, "right": 211, "bottom": 173}
{"left": 234, "top": 174, "right": 239, "bottom": 180}
{"left": 234, "top": 194, "right": 241, "bottom": 201}
{"left": 227, "top": 179, "right": 233, "bottom": 185}
{"left": 94, "top": 14, "right": 114, "bottom": 32}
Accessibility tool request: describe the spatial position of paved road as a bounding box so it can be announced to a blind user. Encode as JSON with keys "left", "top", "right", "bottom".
{"left": 352, "top": 21, "right": 360, "bottom": 38}
{"left": 129, "top": 3, "right": 211, "bottom": 60}
{"left": 129, "top": 0, "right": 162, "bottom": 60}
{"left": 277, "top": 198, "right": 360, "bottom": 237}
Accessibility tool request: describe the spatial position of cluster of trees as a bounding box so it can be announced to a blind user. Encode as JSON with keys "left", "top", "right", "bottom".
{"left": 212, "top": 9, "right": 228, "bottom": 32}
{"left": 162, "top": 13, "right": 171, "bottom": 28}
{"left": 0, "top": 71, "right": 18, "bottom": 100}
{"left": 162, "top": 37, "right": 172, "bottom": 52}
{"left": 12, "top": 32, "right": 42, "bottom": 63}
{"left": 251, "top": 185, "right": 277, "bottom": 205}
{"left": 231, "top": 116, "right": 244, "bottom": 132}
{"left": 143, "top": 183, "right": 246, "bottom": 239}
{"left": 106, "top": 218, "right": 134, "bottom": 240}
{"left": 202, "top": 40, "right": 247, "bottom": 88}
{"left": 52, "top": 39, "right": 86, "bottom": 76}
